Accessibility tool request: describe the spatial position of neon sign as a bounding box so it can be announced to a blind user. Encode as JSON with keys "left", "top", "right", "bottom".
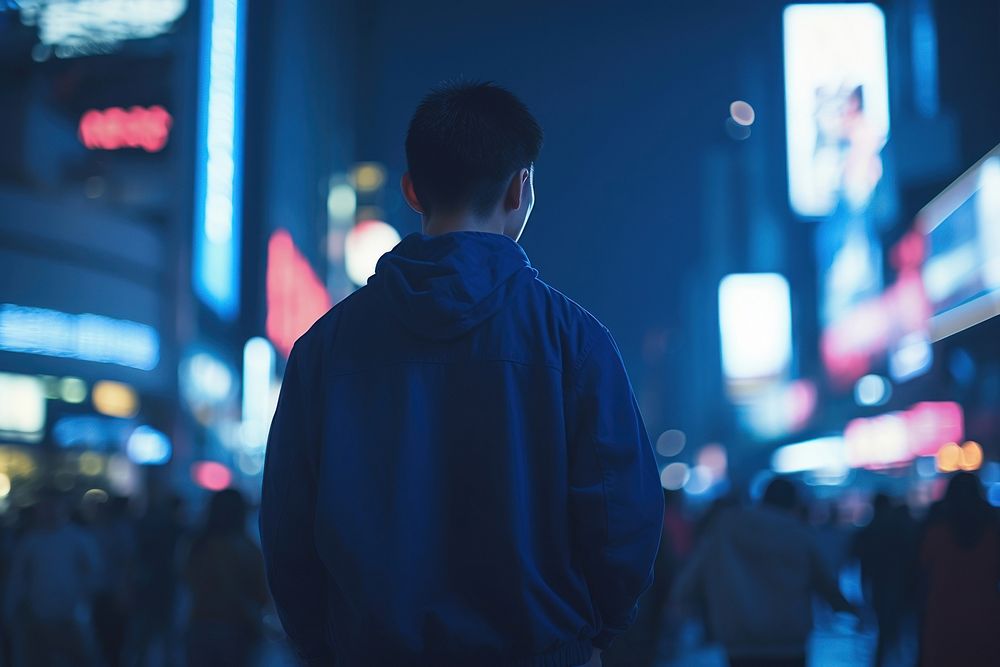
{"left": 0, "top": 304, "right": 159, "bottom": 371}
{"left": 266, "top": 229, "right": 332, "bottom": 358}
{"left": 192, "top": 0, "right": 245, "bottom": 321}
{"left": 79, "top": 106, "right": 172, "bottom": 152}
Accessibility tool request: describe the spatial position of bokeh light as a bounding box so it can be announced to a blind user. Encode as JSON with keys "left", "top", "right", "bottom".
{"left": 352, "top": 163, "right": 386, "bottom": 192}
{"left": 345, "top": 220, "right": 401, "bottom": 286}
{"left": 92, "top": 380, "right": 140, "bottom": 418}
{"left": 960, "top": 441, "right": 983, "bottom": 471}
{"left": 936, "top": 442, "right": 962, "bottom": 472}
{"left": 729, "top": 100, "right": 755, "bottom": 126}
{"left": 191, "top": 461, "right": 232, "bottom": 491}
{"left": 106, "top": 455, "right": 139, "bottom": 497}
{"left": 127, "top": 426, "right": 172, "bottom": 465}
{"left": 78, "top": 452, "right": 104, "bottom": 476}
{"left": 656, "top": 429, "right": 687, "bottom": 457}
{"left": 83, "top": 488, "right": 109, "bottom": 504}
{"left": 685, "top": 465, "right": 714, "bottom": 495}
{"left": 854, "top": 374, "right": 891, "bottom": 407}
{"left": 327, "top": 181, "right": 357, "bottom": 221}
{"left": 660, "top": 462, "right": 690, "bottom": 490}
{"left": 697, "top": 443, "right": 728, "bottom": 481}
{"left": 915, "top": 456, "right": 937, "bottom": 478}
{"left": 59, "top": 377, "right": 87, "bottom": 403}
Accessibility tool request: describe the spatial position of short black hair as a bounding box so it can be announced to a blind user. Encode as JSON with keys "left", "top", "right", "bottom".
{"left": 405, "top": 81, "right": 543, "bottom": 217}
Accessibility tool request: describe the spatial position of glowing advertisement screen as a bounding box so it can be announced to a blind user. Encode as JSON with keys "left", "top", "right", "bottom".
{"left": 718, "top": 273, "right": 792, "bottom": 381}
{"left": 192, "top": 0, "right": 245, "bottom": 321}
{"left": 783, "top": 4, "right": 890, "bottom": 218}
{"left": 918, "top": 146, "right": 1000, "bottom": 340}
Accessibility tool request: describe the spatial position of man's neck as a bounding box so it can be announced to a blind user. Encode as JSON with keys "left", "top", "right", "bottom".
{"left": 422, "top": 212, "right": 503, "bottom": 237}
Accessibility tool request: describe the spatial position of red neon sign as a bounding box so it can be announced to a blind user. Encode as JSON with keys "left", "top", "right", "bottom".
{"left": 266, "top": 229, "right": 333, "bottom": 358}
{"left": 79, "top": 105, "right": 173, "bottom": 152}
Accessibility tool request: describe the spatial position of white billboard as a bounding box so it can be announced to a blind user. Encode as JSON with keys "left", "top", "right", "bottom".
{"left": 784, "top": 3, "right": 890, "bottom": 217}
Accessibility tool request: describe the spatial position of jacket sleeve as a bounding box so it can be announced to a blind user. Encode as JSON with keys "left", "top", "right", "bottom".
{"left": 568, "top": 325, "right": 664, "bottom": 649}
{"left": 259, "top": 342, "right": 335, "bottom": 665}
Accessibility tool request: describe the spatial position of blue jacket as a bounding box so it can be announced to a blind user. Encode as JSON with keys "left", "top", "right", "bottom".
{"left": 260, "top": 231, "right": 663, "bottom": 667}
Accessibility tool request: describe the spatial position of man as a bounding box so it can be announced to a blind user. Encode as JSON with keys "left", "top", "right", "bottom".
{"left": 674, "top": 479, "right": 854, "bottom": 667}
{"left": 852, "top": 494, "right": 916, "bottom": 667}
{"left": 4, "top": 494, "right": 101, "bottom": 667}
{"left": 260, "top": 81, "right": 663, "bottom": 667}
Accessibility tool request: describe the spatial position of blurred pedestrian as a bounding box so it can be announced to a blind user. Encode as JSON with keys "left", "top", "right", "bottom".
{"left": 674, "top": 478, "right": 854, "bottom": 667}
{"left": 919, "top": 472, "right": 1000, "bottom": 667}
{"left": 133, "top": 493, "right": 186, "bottom": 667}
{"left": 3, "top": 492, "right": 100, "bottom": 667}
{"left": 184, "top": 488, "right": 269, "bottom": 667}
{"left": 852, "top": 493, "right": 917, "bottom": 667}
{"left": 90, "top": 495, "right": 136, "bottom": 667}
{"left": 259, "top": 81, "right": 663, "bottom": 667}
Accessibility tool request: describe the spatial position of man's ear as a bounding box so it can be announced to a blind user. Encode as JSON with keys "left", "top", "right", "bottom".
{"left": 401, "top": 173, "right": 424, "bottom": 214}
{"left": 503, "top": 168, "right": 529, "bottom": 212}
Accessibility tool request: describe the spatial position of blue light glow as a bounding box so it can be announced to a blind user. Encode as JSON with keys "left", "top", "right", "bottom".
{"left": 54, "top": 416, "right": 134, "bottom": 451}
{"left": 193, "top": 0, "right": 245, "bottom": 320}
{"left": 126, "top": 425, "right": 172, "bottom": 465}
{"left": 988, "top": 483, "right": 1000, "bottom": 508}
{"left": 911, "top": 0, "right": 939, "bottom": 118}
{"left": 0, "top": 304, "right": 159, "bottom": 370}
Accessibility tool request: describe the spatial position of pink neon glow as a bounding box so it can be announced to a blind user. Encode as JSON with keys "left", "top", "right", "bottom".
{"left": 266, "top": 229, "right": 333, "bottom": 358}
{"left": 822, "top": 231, "right": 932, "bottom": 387}
{"left": 79, "top": 106, "right": 173, "bottom": 152}
{"left": 844, "top": 401, "right": 963, "bottom": 469}
{"left": 191, "top": 461, "right": 232, "bottom": 491}
{"left": 787, "top": 379, "right": 818, "bottom": 431}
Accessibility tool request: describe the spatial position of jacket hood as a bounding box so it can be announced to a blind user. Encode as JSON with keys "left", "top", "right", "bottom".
{"left": 370, "top": 231, "right": 537, "bottom": 340}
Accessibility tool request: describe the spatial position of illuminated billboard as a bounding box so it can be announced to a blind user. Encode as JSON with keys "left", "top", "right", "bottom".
{"left": 918, "top": 145, "right": 1000, "bottom": 340}
{"left": 17, "top": 0, "right": 187, "bottom": 58}
{"left": 718, "top": 273, "right": 792, "bottom": 382}
{"left": 783, "top": 3, "right": 890, "bottom": 217}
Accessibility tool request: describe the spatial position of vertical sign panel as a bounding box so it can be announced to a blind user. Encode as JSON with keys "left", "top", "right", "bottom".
{"left": 193, "top": 0, "right": 245, "bottom": 320}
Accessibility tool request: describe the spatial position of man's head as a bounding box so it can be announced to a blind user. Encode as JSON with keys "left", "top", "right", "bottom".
{"left": 402, "top": 81, "right": 543, "bottom": 241}
{"left": 761, "top": 477, "right": 799, "bottom": 513}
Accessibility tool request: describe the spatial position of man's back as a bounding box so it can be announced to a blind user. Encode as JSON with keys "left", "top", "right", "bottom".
{"left": 260, "top": 232, "right": 663, "bottom": 666}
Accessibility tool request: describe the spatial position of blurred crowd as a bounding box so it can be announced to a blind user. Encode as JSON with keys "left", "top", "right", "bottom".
{"left": 0, "top": 487, "right": 273, "bottom": 667}
{"left": 1, "top": 472, "right": 998, "bottom": 667}
{"left": 604, "top": 472, "right": 1000, "bottom": 667}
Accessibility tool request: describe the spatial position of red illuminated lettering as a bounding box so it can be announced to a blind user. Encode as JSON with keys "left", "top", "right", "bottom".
{"left": 78, "top": 105, "right": 173, "bottom": 152}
